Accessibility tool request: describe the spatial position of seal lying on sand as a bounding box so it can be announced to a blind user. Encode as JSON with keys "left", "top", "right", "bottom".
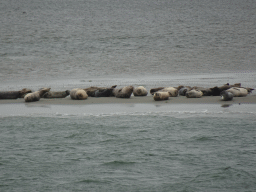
{"left": 70, "top": 88, "right": 88, "bottom": 100}
{"left": 178, "top": 87, "right": 191, "bottom": 96}
{"left": 160, "top": 87, "right": 178, "bottom": 97}
{"left": 95, "top": 89, "right": 114, "bottom": 97}
{"left": 208, "top": 83, "right": 242, "bottom": 96}
{"left": 186, "top": 89, "right": 203, "bottom": 98}
{"left": 113, "top": 86, "right": 134, "bottom": 98}
{"left": 0, "top": 88, "right": 32, "bottom": 99}
{"left": 150, "top": 87, "right": 165, "bottom": 95}
{"left": 191, "top": 83, "right": 242, "bottom": 96}
{"left": 24, "top": 88, "right": 51, "bottom": 102}
{"left": 220, "top": 91, "right": 234, "bottom": 101}
{"left": 150, "top": 87, "right": 178, "bottom": 97}
{"left": 226, "top": 87, "right": 248, "bottom": 97}
{"left": 153, "top": 92, "right": 170, "bottom": 101}
{"left": 42, "top": 90, "right": 70, "bottom": 98}
{"left": 83, "top": 85, "right": 117, "bottom": 97}
{"left": 133, "top": 86, "right": 148, "bottom": 96}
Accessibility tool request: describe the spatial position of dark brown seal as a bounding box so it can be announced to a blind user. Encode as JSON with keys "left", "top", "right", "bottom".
{"left": 42, "top": 90, "right": 70, "bottom": 98}
{"left": 95, "top": 89, "right": 114, "bottom": 97}
{"left": 113, "top": 86, "right": 134, "bottom": 98}
{"left": 0, "top": 88, "right": 32, "bottom": 99}
{"left": 83, "top": 85, "right": 117, "bottom": 97}
{"left": 150, "top": 87, "right": 165, "bottom": 95}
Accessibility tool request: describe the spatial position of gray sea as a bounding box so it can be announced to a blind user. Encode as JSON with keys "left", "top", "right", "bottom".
{"left": 1, "top": 0, "right": 256, "bottom": 191}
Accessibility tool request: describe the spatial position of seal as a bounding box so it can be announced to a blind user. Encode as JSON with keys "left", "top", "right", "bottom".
{"left": 203, "top": 83, "right": 242, "bottom": 96}
{"left": 226, "top": 87, "right": 248, "bottom": 97}
{"left": 186, "top": 89, "right": 203, "bottom": 98}
{"left": 95, "top": 89, "right": 114, "bottom": 97}
{"left": 83, "top": 85, "right": 117, "bottom": 97}
{"left": 133, "top": 86, "right": 148, "bottom": 96}
{"left": 220, "top": 90, "right": 234, "bottom": 101}
{"left": 153, "top": 92, "right": 170, "bottom": 101}
{"left": 191, "top": 86, "right": 213, "bottom": 96}
{"left": 245, "top": 87, "right": 254, "bottom": 93}
{"left": 178, "top": 87, "right": 191, "bottom": 96}
{"left": 24, "top": 88, "right": 51, "bottom": 102}
{"left": 42, "top": 90, "right": 70, "bottom": 98}
{"left": 150, "top": 87, "right": 165, "bottom": 95}
{"left": 208, "top": 83, "right": 234, "bottom": 96}
{"left": 113, "top": 86, "right": 134, "bottom": 98}
{"left": 160, "top": 87, "right": 178, "bottom": 97}
{"left": 70, "top": 88, "right": 88, "bottom": 100}
{"left": 0, "top": 88, "right": 32, "bottom": 99}
{"left": 175, "top": 85, "right": 186, "bottom": 90}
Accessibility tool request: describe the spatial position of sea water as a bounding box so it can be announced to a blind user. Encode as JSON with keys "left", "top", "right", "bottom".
{"left": 0, "top": 104, "right": 256, "bottom": 191}
{"left": 1, "top": 0, "right": 256, "bottom": 191}
{"left": 1, "top": 0, "right": 256, "bottom": 85}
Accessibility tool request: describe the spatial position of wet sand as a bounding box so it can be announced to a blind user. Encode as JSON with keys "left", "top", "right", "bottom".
{"left": 1, "top": 95, "right": 256, "bottom": 105}
{"left": 1, "top": 95, "right": 255, "bottom": 118}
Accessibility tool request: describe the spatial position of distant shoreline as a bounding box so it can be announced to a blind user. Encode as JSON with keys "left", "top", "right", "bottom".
{"left": 1, "top": 95, "right": 256, "bottom": 105}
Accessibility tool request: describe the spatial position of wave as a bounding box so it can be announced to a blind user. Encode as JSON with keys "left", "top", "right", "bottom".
{"left": 102, "top": 160, "right": 137, "bottom": 166}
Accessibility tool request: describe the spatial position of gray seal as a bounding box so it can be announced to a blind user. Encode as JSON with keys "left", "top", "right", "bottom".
{"left": 220, "top": 91, "right": 234, "bottom": 101}
{"left": 178, "top": 87, "right": 190, "bottom": 96}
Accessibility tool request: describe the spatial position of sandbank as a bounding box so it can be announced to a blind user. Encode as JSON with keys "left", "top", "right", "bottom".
{"left": 1, "top": 95, "right": 256, "bottom": 105}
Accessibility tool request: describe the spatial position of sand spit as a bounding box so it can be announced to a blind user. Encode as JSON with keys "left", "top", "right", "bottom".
{"left": 0, "top": 95, "right": 256, "bottom": 105}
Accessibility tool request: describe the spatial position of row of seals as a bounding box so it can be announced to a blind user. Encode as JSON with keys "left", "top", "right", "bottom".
{"left": 0, "top": 85, "right": 146, "bottom": 102}
{"left": 150, "top": 83, "right": 254, "bottom": 101}
{"left": 70, "top": 85, "right": 143, "bottom": 100}
{"left": 0, "top": 83, "right": 254, "bottom": 102}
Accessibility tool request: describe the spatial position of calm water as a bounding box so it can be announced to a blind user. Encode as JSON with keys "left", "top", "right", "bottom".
{"left": 1, "top": 110, "right": 256, "bottom": 192}
{"left": 1, "top": 0, "right": 256, "bottom": 191}
{"left": 1, "top": 104, "right": 256, "bottom": 191}
{"left": 1, "top": 0, "right": 256, "bottom": 84}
